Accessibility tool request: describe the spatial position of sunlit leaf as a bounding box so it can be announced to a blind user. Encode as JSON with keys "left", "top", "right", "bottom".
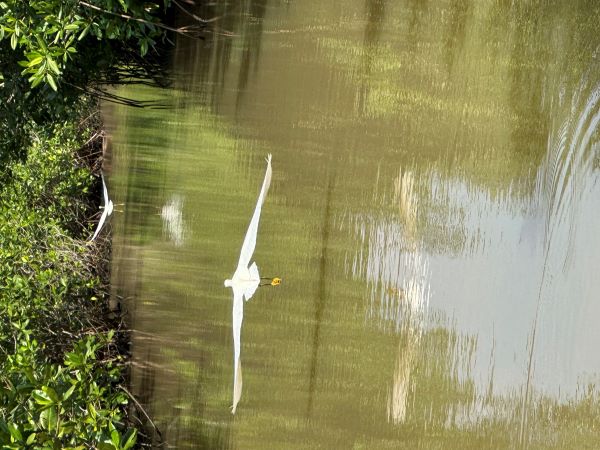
{"left": 46, "top": 73, "right": 58, "bottom": 91}
{"left": 32, "top": 389, "right": 53, "bottom": 405}
{"left": 40, "top": 406, "right": 58, "bottom": 431}
{"left": 47, "top": 57, "right": 60, "bottom": 75}
{"left": 26, "top": 433, "right": 37, "bottom": 445}
{"left": 110, "top": 424, "right": 120, "bottom": 447}
{"left": 28, "top": 57, "right": 43, "bottom": 67}
{"left": 42, "top": 386, "right": 59, "bottom": 403}
{"left": 121, "top": 429, "right": 137, "bottom": 450}
{"left": 78, "top": 25, "right": 90, "bottom": 41}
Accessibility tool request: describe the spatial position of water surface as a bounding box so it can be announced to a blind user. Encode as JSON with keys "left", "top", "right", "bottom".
{"left": 104, "top": 1, "right": 600, "bottom": 448}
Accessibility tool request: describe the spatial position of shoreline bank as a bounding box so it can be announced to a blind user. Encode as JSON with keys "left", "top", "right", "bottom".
{"left": 0, "top": 100, "right": 144, "bottom": 448}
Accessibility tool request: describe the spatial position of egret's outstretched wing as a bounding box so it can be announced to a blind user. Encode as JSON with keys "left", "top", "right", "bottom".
{"left": 90, "top": 208, "right": 109, "bottom": 241}
{"left": 237, "top": 154, "right": 272, "bottom": 270}
{"left": 89, "top": 172, "right": 113, "bottom": 241}
{"left": 232, "top": 287, "right": 244, "bottom": 414}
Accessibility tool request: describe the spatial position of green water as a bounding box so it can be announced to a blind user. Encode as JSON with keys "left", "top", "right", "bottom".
{"left": 103, "top": 0, "right": 600, "bottom": 448}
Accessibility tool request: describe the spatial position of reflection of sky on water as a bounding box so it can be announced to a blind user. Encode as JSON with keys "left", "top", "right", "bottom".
{"left": 161, "top": 193, "right": 186, "bottom": 247}
{"left": 343, "top": 50, "right": 600, "bottom": 413}
{"left": 346, "top": 153, "right": 600, "bottom": 403}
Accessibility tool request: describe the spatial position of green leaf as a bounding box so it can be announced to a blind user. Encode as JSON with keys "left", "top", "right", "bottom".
{"left": 121, "top": 429, "right": 137, "bottom": 450}
{"left": 7, "top": 423, "right": 22, "bottom": 442}
{"left": 98, "top": 443, "right": 117, "bottom": 450}
{"left": 65, "top": 34, "right": 76, "bottom": 48}
{"left": 10, "top": 32, "right": 16, "bottom": 49}
{"left": 24, "top": 366, "right": 36, "bottom": 383}
{"left": 28, "top": 56, "right": 44, "bottom": 67}
{"left": 88, "top": 402, "right": 97, "bottom": 419}
{"left": 78, "top": 25, "right": 90, "bottom": 41}
{"left": 30, "top": 74, "right": 43, "bottom": 88}
{"left": 35, "top": 34, "right": 47, "bottom": 52}
{"left": 40, "top": 406, "right": 57, "bottom": 431}
{"left": 110, "top": 425, "right": 120, "bottom": 447}
{"left": 140, "top": 39, "right": 148, "bottom": 56}
{"left": 32, "top": 389, "right": 53, "bottom": 405}
{"left": 26, "top": 432, "right": 37, "bottom": 445}
{"left": 25, "top": 51, "right": 42, "bottom": 60}
{"left": 47, "top": 57, "right": 60, "bottom": 75}
{"left": 46, "top": 73, "right": 58, "bottom": 91}
{"left": 62, "top": 384, "right": 76, "bottom": 401}
{"left": 42, "top": 386, "right": 59, "bottom": 403}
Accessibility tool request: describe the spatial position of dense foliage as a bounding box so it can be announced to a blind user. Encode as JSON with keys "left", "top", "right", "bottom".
{"left": 0, "top": 114, "right": 137, "bottom": 448}
{"left": 0, "top": 1, "right": 186, "bottom": 447}
{"left": 0, "top": 0, "right": 172, "bottom": 164}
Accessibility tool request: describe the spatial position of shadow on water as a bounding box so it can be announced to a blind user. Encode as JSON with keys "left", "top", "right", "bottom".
{"left": 306, "top": 174, "right": 335, "bottom": 418}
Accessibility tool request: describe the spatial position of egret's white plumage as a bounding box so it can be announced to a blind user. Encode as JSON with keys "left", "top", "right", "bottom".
{"left": 224, "top": 154, "right": 272, "bottom": 414}
{"left": 90, "top": 172, "right": 113, "bottom": 241}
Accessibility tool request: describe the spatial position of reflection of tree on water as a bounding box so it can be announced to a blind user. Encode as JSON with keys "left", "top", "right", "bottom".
{"left": 406, "top": 0, "right": 429, "bottom": 51}
{"left": 173, "top": 0, "right": 269, "bottom": 114}
{"left": 357, "top": 0, "right": 386, "bottom": 116}
{"left": 347, "top": 166, "right": 433, "bottom": 422}
{"left": 442, "top": 0, "right": 470, "bottom": 74}
{"left": 382, "top": 171, "right": 486, "bottom": 428}
{"left": 352, "top": 169, "right": 431, "bottom": 332}
{"left": 395, "top": 323, "right": 478, "bottom": 428}
{"left": 161, "top": 193, "right": 186, "bottom": 246}
{"left": 387, "top": 170, "right": 431, "bottom": 424}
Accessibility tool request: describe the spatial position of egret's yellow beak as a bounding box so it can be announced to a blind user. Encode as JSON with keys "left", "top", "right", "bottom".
{"left": 271, "top": 277, "right": 282, "bottom": 286}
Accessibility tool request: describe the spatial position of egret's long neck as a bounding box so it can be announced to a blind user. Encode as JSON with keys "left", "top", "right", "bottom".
{"left": 224, "top": 279, "right": 233, "bottom": 288}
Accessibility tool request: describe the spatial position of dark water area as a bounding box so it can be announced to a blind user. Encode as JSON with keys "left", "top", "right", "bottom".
{"left": 103, "top": 1, "right": 600, "bottom": 448}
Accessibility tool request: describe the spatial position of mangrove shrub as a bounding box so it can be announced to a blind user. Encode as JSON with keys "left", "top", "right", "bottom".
{"left": 0, "top": 0, "right": 172, "bottom": 164}
{"left": 0, "top": 112, "right": 137, "bottom": 448}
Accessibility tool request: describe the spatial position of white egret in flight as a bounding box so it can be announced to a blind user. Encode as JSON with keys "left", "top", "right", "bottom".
{"left": 224, "top": 154, "right": 280, "bottom": 414}
{"left": 90, "top": 172, "right": 114, "bottom": 242}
